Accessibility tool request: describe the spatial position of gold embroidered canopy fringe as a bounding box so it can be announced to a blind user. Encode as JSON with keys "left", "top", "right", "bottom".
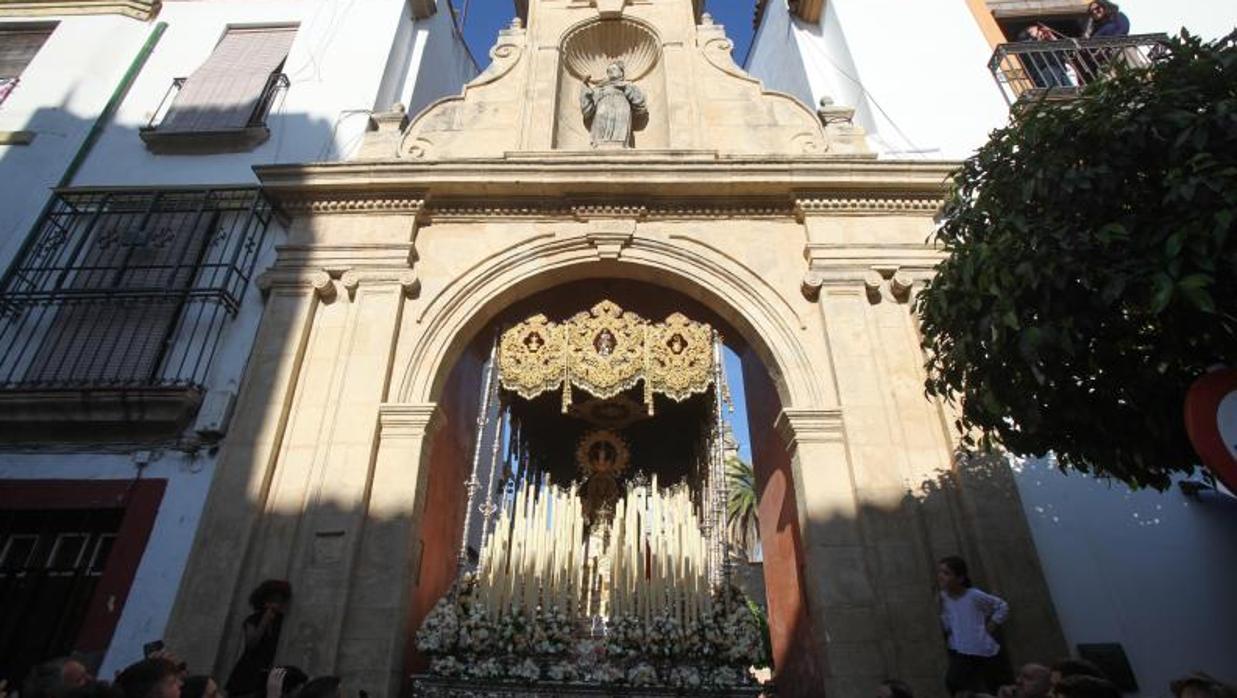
{"left": 497, "top": 300, "right": 715, "bottom": 414}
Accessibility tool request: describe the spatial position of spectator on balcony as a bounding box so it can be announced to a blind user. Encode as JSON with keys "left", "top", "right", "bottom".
{"left": 1017, "top": 24, "right": 1072, "bottom": 88}
{"left": 225, "top": 580, "right": 293, "bottom": 698}
{"left": 1085, "top": 1, "right": 1130, "bottom": 38}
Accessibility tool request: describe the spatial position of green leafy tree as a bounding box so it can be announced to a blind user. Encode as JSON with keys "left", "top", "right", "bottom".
{"left": 917, "top": 33, "right": 1236, "bottom": 490}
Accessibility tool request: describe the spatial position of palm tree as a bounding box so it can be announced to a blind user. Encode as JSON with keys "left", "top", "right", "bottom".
{"left": 726, "top": 455, "right": 759, "bottom": 559}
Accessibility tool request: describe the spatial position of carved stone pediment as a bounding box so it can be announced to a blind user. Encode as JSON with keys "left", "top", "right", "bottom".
{"left": 380, "top": 1, "right": 869, "bottom": 161}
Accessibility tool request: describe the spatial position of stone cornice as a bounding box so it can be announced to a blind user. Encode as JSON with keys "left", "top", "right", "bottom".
{"left": 255, "top": 158, "right": 957, "bottom": 202}
{"left": 275, "top": 192, "right": 426, "bottom": 216}
{"left": 424, "top": 198, "right": 795, "bottom": 220}
{"left": 794, "top": 192, "right": 944, "bottom": 218}
{"left": 0, "top": 0, "right": 159, "bottom": 20}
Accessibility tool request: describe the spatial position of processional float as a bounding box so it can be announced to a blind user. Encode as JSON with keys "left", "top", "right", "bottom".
{"left": 414, "top": 301, "right": 767, "bottom": 693}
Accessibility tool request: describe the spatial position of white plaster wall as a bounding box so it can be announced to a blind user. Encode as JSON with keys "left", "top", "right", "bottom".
{"left": 0, "top": 0, "right": 474, "bottom": 675}
{"left": 1014, "top": 457, "right": 1237, "bottom": 694}
{"left": 747, "top": 0, "right": 1010, "bottom": 159}
{"left": 75, "top": 0, "right": 411, "bottom": 186}
{"left": 0, "top": 15, "right": 149, "bottom": 284}
{"left": 1098, "top": 1, "right": 1235, "bottom": 40}
{"left": 747, "top": 0, "right": 1236, "bottom": 160}
{"left": 745, "top": 0, "right": 816, "bottom": 112}
{"left": 0, "top": 451, "right": 216, "bottom": 680}
{"left": 0, "top": 0, "right": 476, "bottom": 277}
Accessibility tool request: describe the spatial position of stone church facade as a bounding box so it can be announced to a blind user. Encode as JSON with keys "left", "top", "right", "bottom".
{"left": 161, "top": 1, "right": 1065, "bottom": 697}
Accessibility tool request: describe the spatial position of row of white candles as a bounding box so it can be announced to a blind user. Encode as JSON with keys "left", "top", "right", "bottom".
{"left": 473, "top": 475, "right": 715, "bottom": 627}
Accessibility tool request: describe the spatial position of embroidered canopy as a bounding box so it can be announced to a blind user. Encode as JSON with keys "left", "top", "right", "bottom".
{"left": 497, "top": 300, "right": 715, "bottom": 414}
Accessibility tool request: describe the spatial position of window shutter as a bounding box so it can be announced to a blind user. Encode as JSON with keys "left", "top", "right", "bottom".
{"left": 24, "top": 209, "right": 216, "bottom": 386}
{"left": 159, "top": 26, "right": 296, "bottom": 133}
{"left": 0, "top": 26, "right": 55, "bottom": 79}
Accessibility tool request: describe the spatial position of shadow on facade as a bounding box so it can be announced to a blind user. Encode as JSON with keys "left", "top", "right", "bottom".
{"left": 0, "top": 100, "right": 343, "bottom": 685}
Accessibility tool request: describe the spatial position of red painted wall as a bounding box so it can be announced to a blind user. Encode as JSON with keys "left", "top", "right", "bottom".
{"left": 405, "top": 347, "right": 483, "bottom": 673}
{"left": 740, "top": 350, "right": 824, "bottom": 694}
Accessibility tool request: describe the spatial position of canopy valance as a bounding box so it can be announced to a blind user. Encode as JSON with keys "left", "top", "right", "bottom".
{"left": 497, "top": 300, "right": 715, "bottom": 413}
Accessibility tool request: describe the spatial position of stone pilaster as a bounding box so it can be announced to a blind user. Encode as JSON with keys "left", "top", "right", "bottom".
{"left": 336, "top": 403, "right": 442, "bottom": 698}
{"left": 774, "top": 408, "right": 889, "bottom": 698}
{"left": 276, "top": 269, "right": 421, "bottom": 675}
{"left": 163, "top": 270, "right": 324, "bottom": 677}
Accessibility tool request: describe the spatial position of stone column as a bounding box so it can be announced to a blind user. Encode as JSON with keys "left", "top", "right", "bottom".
{"left": 162, "top": 269, "right": 328, "bottom": 676}
{"left": 336, "top": 403, "right": 441, "bottom": 698}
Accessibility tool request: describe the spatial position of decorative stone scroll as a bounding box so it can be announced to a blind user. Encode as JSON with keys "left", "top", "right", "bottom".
{"left": 497, "top": 300, "right": 715, "bottom": 414}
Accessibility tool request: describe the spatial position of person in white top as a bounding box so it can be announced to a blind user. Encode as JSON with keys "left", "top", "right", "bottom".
{"left": 937, "top": 556, "right": 1011, "bottom": 697}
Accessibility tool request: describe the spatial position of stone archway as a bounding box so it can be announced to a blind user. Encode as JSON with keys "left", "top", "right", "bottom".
{"left": 358, "top": 233, "right": 869, "bottom": 696}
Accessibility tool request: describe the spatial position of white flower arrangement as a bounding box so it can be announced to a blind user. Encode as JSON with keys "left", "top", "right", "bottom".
{"left": 581, "top": 662, "right": 624, "bottom": 685}
{"left": 668, "top": 665, "right": 704, "bottom": 690}
{"left": 415, "top": 597, "right": 460, "bottom": 654}
{"left": 466, "top": 657, "right": 505, "bottom": 681}
{"left": 428, "top": 656, "right": 465, "bottom": 677}
{"left": 418, "top": 581, "right": 768, "bottom": 689}
{"left": 507, "top": 658, "right": 542, "bottom": 683}
{"left": 545, "top": 661, "right": 579, "bottom": 683}
{"left": 703, "top": 665, "right": 743, "bottom": 689}
{"left": 626, "top": 662, "right": 659, "bottom": 687}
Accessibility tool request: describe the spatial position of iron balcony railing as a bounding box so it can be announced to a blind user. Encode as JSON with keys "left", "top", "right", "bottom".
{"left": 144, "top": 71, "right": 290, "bottom": 132}
{"left": 0, "top": 188, "right": 276, "bottom": 392}
{"left": 989, "top": 33, "right": 1169, "bottom": 105}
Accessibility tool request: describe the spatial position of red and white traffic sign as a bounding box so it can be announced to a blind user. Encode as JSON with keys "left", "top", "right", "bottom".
{"left": 1184, "top": 368, "right": 1237, "bottom": 493}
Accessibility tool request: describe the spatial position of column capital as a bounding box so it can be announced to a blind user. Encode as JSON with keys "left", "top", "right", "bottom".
{"left": 775, "top": 407, "right": 844, "bottom": 451}
{"left": 256, "top": 268, "right": 337, "bottom": 300}
{"left": 377, "top": 403, "right": 440, "bottom": 439}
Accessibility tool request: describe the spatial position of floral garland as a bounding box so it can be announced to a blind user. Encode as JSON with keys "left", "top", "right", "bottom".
{"left": 415, "top": 578, "right": 769, "bottom": 689}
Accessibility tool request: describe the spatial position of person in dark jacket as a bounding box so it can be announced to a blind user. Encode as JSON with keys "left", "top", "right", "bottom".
{"left": 224, "top": 580, "right": 292, "bottom": 698}
{"left": 1085, "top": 1, "right": 1130, "bottom": 38}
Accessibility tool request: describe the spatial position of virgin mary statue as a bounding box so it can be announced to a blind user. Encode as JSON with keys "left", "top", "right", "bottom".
{"left": 580, "top": 61, "right": 647, "bottom": 148}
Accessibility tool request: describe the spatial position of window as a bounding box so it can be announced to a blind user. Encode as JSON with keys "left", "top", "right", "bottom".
{"left": 0, "top": 24, "right": 55, "bottom": 106}
{"left": 0, "top": 188, "right": 276, "bottom": 435}
{"left": 141, "top": 25, "right": 296, "bottom": 152}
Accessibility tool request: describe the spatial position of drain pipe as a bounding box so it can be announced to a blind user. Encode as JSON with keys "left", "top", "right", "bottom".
{"left": 59, "top": 21, "right": 167, "bottom": 187}
{"left": 1, "top": 21, "right": 167, "bottom": 284}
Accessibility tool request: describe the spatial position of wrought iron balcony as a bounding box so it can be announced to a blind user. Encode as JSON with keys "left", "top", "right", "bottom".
{"left": 0, "top": 188, "right": 276, "bottom": 436}
{"left": 989, "top": 33, "right": 1169, "bottom": 105}
{"left": 140, "top": 72, "right": 289, "bottom": 153}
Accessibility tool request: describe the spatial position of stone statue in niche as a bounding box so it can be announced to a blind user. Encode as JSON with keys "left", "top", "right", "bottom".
{"left": 580, "top": 61, "right": 647, "bottom": 148}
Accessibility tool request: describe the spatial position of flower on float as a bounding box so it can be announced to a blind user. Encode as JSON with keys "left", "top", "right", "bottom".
{"left": 507, "top": 658, "right": 541, "bottom": 683}
{"left": 546, "top": 661, "right": 578, "bottom": 683}
{"left": 582, "top": 662, "right": 623, "bottom": 685}
{"left": 415, "top": 597, "right": 460, "bottom": 654}
{"left": 626, "top": 662, "right": 660, "bottom": 687}
{"left": 668, "top": 665, "right": 704, "bottom": 690}
{"left": 468, "top": 657, "right": 505, "bottom": 680}
{"left": 428, "top": 656, "right": 464, "bottom": 677}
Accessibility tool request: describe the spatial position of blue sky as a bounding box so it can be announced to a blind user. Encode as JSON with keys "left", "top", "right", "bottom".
{"left": 457, "top": 1, "right": 757, "bottom": 71}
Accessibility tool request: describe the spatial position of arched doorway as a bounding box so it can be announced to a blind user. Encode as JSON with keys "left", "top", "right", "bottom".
{"left": 404, "top": 277, "right": 825, "bottom": 691}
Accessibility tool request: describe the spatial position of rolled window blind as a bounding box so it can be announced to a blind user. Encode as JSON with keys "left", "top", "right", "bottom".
{"left": 0, "top": 26, "right": 55, "bottom": 79}
{"left": 160, "top": 26, "right": 296, "bottom": 133}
